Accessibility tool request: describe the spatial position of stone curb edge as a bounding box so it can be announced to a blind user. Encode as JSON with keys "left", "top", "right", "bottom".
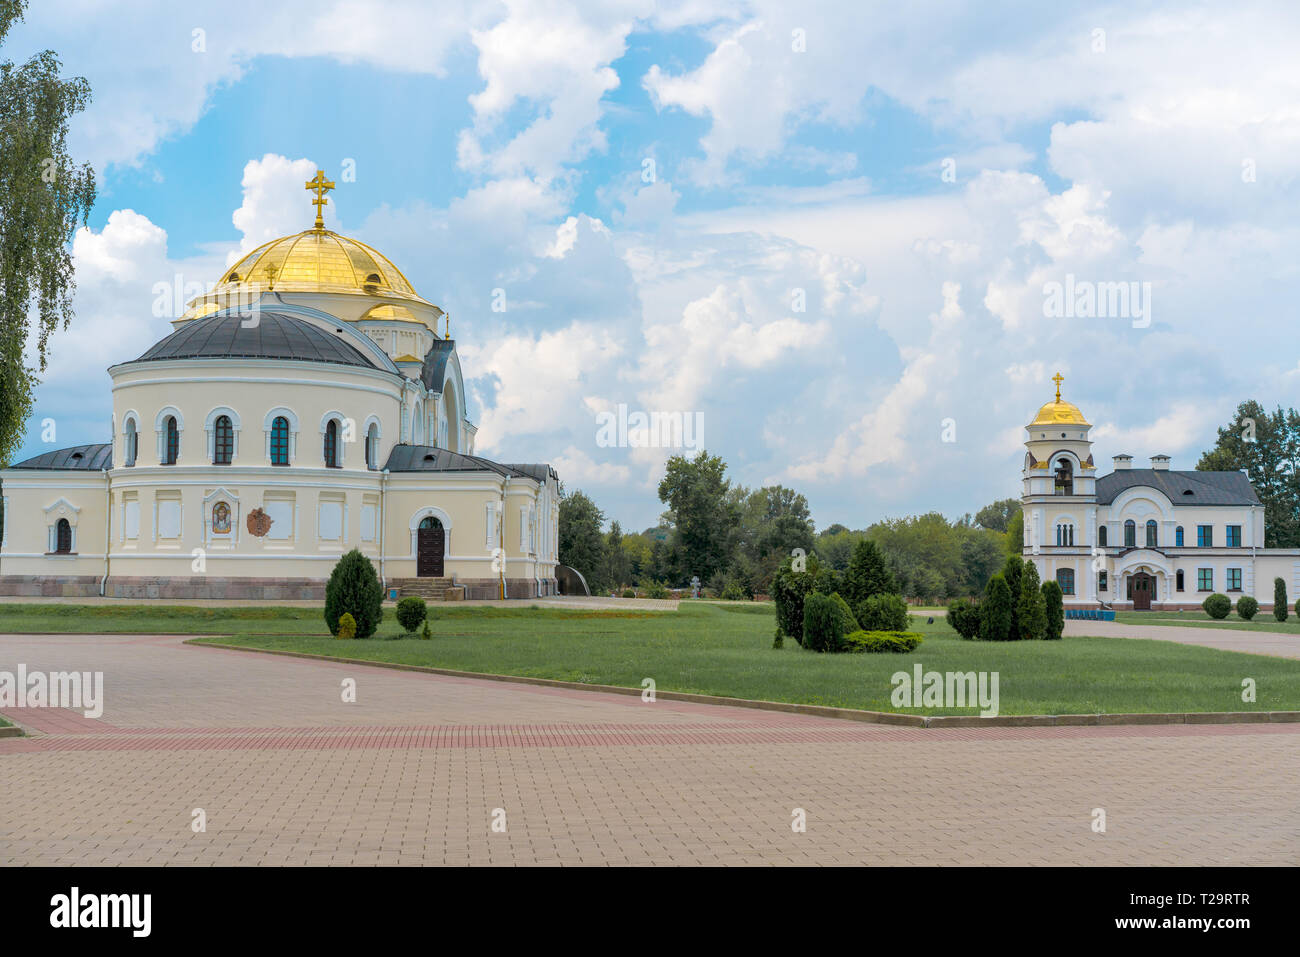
{"left": 0, "top": 724, "right": 24, "bottom": 738}
{"left": 185, "top": 640, "right": 1300, "bottom": 729}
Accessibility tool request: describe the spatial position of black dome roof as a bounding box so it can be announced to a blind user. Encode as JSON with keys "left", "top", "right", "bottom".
{"left": 135, "top": 313, "right": 375, "bottom": 368}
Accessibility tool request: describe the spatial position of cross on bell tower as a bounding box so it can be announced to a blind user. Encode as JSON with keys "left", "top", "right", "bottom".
{"left": 305, "top": 169, "right": 335, "bottom": 230}
{"left": 1052, "top": 372, "right": 1064, "bottom": 403}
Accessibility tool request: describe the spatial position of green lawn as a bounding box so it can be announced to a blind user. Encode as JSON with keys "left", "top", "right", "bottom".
{"left": 1115, "top": 610, "right": 1300, "bottom": 633}
{"left": 4, "top": 602, "right": 1297, "bottom": 716}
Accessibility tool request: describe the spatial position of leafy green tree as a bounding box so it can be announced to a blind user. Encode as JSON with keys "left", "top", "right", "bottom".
{"left": 979, "top": 574, "right": 1013, "bottom": 641}
{"left": 558, "top": 489, "right": 607, "bottom": 591}
{"left": 1004, "top": 510, "right": 1024, "bottom": 556}
{"left": 1197, "top": 400, "right": 1300, "bottom": 547}
{"left": 657, "top": 450, "right": 738, "bottom": 585}
{"left": 1041, "top": 580, "right": 1064, "bottom": 640}
{"left": 0, "top": 1, "right": 97, "bottom": 465}
{"left": 1017, "top": 560, "right": 1046, "bottom": 640}
{"left": 771, "top": 553, "right": 817, "bottom": 647}
{"left": 975, "top": 498, "right": 1021, "bottom": 533}
{"left": 814, "top": 526, "right": 861, "bottom": 571}
{"left": 602, "top": 520, "right": 631, "bottom": 590}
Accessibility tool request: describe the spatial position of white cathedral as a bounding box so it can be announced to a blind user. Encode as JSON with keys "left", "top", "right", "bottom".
{"left": 0, "top": 173, "right": 561, "bottom": 600}
{"left": 1023, "top": 375, "right": 1296, "bottom": 610}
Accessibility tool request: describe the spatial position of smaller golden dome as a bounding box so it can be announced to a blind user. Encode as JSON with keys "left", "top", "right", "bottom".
{"left": 1029, "top": 399, "right": 1090, "bottom": 428}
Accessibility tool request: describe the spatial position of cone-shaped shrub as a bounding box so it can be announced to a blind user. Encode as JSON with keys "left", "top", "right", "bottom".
{"left": 1017, "top": 560, "right": 1047, "bottom": 640}
{"left": 1041, "top": 580, "right": 1064, "bottom": 640}
{"left": 980, "top": 574, "right": 1013, "bottom": 641}
{"left": 325, "top": 549, "right": 384, "bottom": 639}
{"left": 1275, "top": 578, "right": 1288, "bottom": 622}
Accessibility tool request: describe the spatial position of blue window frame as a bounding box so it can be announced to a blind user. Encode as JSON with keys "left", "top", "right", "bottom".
{"left": 1175, "top": 526, "right": 1184, "bottom": 547}
{"left": 1056, "top": 568, "right": 1075, "bottom": 595}
{"left": 1124, "top": 520, "right": 1135, "bottom": 547}
{"left": 1226, "top": 525, "right": 1241, "bottom": 547}
{"left": 1197, "top": 525, "right": 1213, "bottom": 547}
{"left": 1227, "top": 568, "right": 1242, "bottom": 591}
{"left": 1197, "top": 568, "right": 1213, "bottom": 591}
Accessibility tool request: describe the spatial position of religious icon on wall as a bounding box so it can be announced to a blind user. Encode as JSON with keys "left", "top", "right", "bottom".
{"left": 212, "top": 502, "right": 231, "bottom": 534}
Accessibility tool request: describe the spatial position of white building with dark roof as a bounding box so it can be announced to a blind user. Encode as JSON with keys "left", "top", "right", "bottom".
{"left": 0, "top": 178, "right": 560, "bottom": 600}
{"left": 1023, "top": 376, "right": 1297, "bottom": 610}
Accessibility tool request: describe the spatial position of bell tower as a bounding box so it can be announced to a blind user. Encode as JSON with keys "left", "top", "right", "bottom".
{"left": 1021, "top": 373, "right": 1097, "bottom": 556}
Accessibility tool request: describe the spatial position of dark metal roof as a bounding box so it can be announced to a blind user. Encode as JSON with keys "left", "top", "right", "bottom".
{"left": 419, "top": 339, "right": 456, "bottom": 391}
{"left": 135, "top": 313, "right": 376, "bottom": 368}
{"left": 1096, "top": 469, "right": 1261, "bottom": 506}
{"left": 384, "top": 445, "right": 554, "bottom": 482}
{"left": 10, "top": 443, "right": 112, "bottom": 470}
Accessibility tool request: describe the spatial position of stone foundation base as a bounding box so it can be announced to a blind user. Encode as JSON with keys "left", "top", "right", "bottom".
{"left": 1, "top": 575, "right": 558, "bottom": 601}
{"left": 0, "top": 575, "right": 103, "bottom": 598}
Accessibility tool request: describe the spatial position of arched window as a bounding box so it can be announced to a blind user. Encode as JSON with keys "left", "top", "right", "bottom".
{"left": 213, "top": 415, "right": 234, "bottom": 465}
{"left": 366, "top": 423, "right": 380, "bottom": 470}
{"left": 1098, "top": 525, "right": 1107, "bottom": 547}
{"left": 55, "top": 518, "right": 72, "bottom": 554}
{"left": 419, "top": 516, "right": 443, "bottom": 531}
{"left": 124, "top": 418, "right": 138, "bottom": 467}
{"left": 324, "top": 419, "right": 340, "bottom": 468}
{"left": 1145, "top": 520, "right": 1157, "bottom": 548}
{"left": 1175, "top": 526, "right": 1184, "bottom": 547}
{"left": 270, "top": 416, "right": 290, "bottom": 466}
{"left": 1056, "top": 568, "right": 1075, "bottom": 595}
{"left": 1124, "top": 519, "right": 1135, "bottom": 548}
{"left": 1055, "top": 524, "right": 1074, "bottom": 546}
{"left": 163, "top": 416, "right": 179, "bottom": 465}
{"left": 1176, "top": 569, "right": 1185, "bottom": 591}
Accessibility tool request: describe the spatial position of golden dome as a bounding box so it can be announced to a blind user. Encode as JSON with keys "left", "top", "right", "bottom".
{"left": 213, "top": 229, "right": 427, "bottom": 304}
{"left": 1029, "top": 399, "right": 1090, "bottom": 428}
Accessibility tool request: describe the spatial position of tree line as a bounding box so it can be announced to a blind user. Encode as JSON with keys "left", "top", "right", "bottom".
{"left": 558, "top": 449, "right": 1021, "bottom": 600}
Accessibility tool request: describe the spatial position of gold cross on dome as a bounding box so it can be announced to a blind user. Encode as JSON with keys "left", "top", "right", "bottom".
{"left": 1052, "top": 372, "right": 1064, "bottom": 402}
{"left": 305, "top": 169, "right": 335, "bottom": 229}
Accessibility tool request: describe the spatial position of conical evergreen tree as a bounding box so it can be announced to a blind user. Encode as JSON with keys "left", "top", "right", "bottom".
{"left": 1017, "top": 559, "right": 1047, "bottom": 640}
{"left": 980, "top": 574, "right": 1013, "bottom": 641}
{"left": 844, "top": 539, "right": 897, "bottom": 603}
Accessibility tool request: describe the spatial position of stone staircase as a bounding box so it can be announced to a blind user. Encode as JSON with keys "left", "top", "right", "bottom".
{"left": 389, "top": 577, "right": 465, "bottom": 601}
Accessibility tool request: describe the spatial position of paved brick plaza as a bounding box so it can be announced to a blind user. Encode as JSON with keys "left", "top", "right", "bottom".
{"left": 2, "top": 632, "right": 1298, "bottom": 865}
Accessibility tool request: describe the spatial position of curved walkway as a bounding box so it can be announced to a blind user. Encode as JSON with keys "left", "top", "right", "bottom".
{"left": 1, "top": 631, "right": 1298, "bottom": 865}
{"left": 1066, "top": 620, "right": 1300, "bottom": 659}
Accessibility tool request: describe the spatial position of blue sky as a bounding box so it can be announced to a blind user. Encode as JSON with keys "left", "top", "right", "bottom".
{"left": 11, "top": 1, "right": 1300, "bottom": 531}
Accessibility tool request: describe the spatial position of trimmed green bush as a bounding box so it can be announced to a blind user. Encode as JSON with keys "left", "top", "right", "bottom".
{"left": 830, "top": 592, "right": 860, "bottom": 635}
{"left": 1275, "top": 578, "right": 1288, "bottom": 622}
{"left": 855, "top": 593, "right": 909, "bottom": 632}
{"left": 324, "top": 549, "right": 384, "bottom": 639}
{"left": 802, "top": 592, "right": 846, "bottom": 653}
{"left": 395, "top": 596, "right": 428, "bottom": 633}
{"left": 946, "top": 599, "right": 982, "bottom": 639}
{"left": 1202, "top": 593, "right": 1231, "bottom": 620}
{"left": 1017, "top": 560, "right": 1046, "bottom": 640}
{"left": 843, "top": 630, "right": 923, "bottom": 654}
{"left": 621, "top": 588, "right": 635, "bottom": 598}
{"left": 1041, "top": 580, "right": 1064, "bottom": 640}
{"left": 336, "top": 612, "right": 356, "bottom": 640}
{"left": 980, "top": 574, "right": 1013, "bottom": 641}
{"left": 645, "top": 580, "right": 670, "bottom": 600}
{"left": 1236, "top": 595, "right": 1259, "bottom": 621}
{"left": 420, "top": 619, "right": 432, "bottom": 640}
